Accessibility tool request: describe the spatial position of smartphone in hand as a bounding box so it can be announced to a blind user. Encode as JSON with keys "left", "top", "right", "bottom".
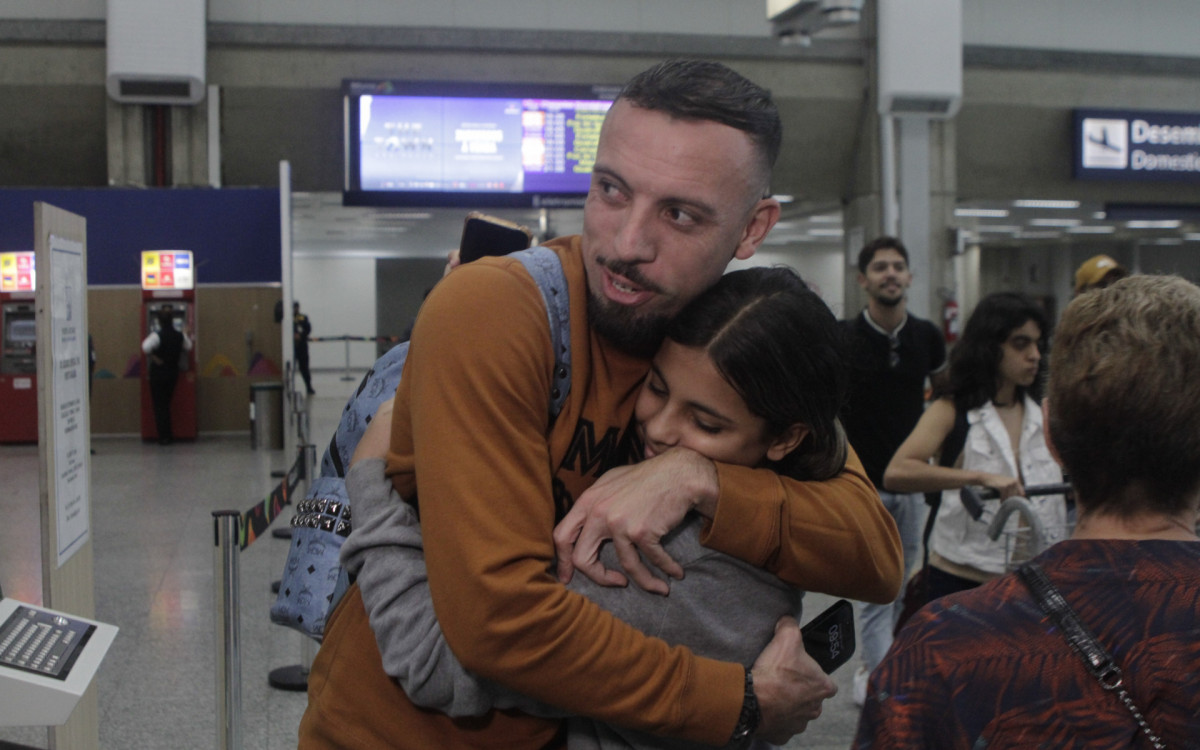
{"left": 800, "top": 599, "right": 856, "bottom": 674}
{"left": 459, "top": 212, "right": 534, "bottom": 264}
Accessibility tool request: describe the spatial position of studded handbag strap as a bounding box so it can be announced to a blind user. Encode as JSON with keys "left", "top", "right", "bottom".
{"left": 1017, "top": 562, "right": 1167, "bottom": 749}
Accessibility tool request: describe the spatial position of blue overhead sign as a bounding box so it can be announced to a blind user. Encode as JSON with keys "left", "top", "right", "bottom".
{"left": 1075, "top": 108, "right": 1200, "bottom": 182}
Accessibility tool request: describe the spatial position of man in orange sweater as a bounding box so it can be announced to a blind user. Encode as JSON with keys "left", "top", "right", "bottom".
{"left": 300, "top": 59, "right": 902, "bottom": 750}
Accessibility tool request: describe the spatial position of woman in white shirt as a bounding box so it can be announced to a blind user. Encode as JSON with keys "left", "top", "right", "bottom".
{"left": 884, "top": 292, "right": 1066, "bottom": 602}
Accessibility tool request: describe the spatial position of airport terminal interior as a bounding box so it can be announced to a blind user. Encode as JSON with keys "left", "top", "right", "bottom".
{"left": 4, "top": 0, "right": 1200, "bottom": 747}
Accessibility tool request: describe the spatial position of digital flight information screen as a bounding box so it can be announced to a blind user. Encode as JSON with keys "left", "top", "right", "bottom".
{"left": 344, "top": 80, "right": 617, "bottom": 208}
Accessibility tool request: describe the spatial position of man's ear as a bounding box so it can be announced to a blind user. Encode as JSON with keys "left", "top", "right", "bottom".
{"left": 1042, "top": 399, "right": 1064, "bottom": 466}
{"left": 766, "top": 423, "right": 811, "bottom": 462}
{"left": 733, "top": 197, "right": 781, "bottom": 261}
{"left": 856, "top": 271, "right": 868, "bottom": 290}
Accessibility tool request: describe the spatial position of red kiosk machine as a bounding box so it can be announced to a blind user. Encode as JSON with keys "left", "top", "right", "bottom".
{"left": 140, "top": 250, "right": 198, "bottom": 441}
{"left": 0, "top": 250, "right": 37, "bottom": 443}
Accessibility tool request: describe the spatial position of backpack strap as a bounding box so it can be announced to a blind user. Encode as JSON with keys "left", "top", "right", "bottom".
{"left": 324, "top": 246, "right": 571, "bottom": 479}
{"left": 919, "top": 401, "right": 969, "bottom": 563}
{"left": 513, "top": 246, "right": 572, "bottom": 420}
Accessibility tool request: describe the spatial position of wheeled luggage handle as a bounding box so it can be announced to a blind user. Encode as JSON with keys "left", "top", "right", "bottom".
{"left": 959, "top": 482, "right": 1074, "bottom": 521}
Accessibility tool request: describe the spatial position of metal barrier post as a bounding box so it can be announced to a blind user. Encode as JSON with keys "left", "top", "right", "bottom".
{"left": 213, "top": 511, "right": 243, "bottom": 750}
{"left": 294, "top": 390, "right": 310, "bottom": 446}
{"left": 341, "top": 337, "right": 354, "bottom": 381}
{"left": 268, "top": 442, "right": 320, "bottom": 691}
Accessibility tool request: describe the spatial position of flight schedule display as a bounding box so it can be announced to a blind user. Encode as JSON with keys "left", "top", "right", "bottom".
{"left": 357, "top": 93, "right": 611, "bottom": 195}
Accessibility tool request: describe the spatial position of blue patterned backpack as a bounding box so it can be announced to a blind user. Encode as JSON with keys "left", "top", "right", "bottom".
{"left": 270, "top": 246, "right": 572, "bottom": 639}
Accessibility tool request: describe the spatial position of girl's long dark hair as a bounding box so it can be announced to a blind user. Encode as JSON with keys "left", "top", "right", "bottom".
{"left": 665, "top": 266, "right": 848, "bottom": 480}
{"left": 937, "top": 291, "right": 1048, "bottom": 412}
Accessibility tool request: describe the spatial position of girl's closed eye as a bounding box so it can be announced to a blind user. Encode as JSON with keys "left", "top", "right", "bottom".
{"left": 692, "top": 417, "right": 723, "bottom": 435}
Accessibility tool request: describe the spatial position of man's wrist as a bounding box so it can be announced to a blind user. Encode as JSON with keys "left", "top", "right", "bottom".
{"left": 730, "top": 666, "right": 761, "bottom": 742}
{"left": 682, "top": 449, "right": 720, "bottom": 518}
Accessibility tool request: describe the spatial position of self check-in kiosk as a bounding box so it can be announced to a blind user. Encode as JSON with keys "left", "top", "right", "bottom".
{"left": 0, "top": 597, "right": 118, "bottom": 728}
{"left": 140, "top": 250, "right": 197, "bottom": 441}
{"left": 0, "top": 250, "right": 38, "bottom": 443}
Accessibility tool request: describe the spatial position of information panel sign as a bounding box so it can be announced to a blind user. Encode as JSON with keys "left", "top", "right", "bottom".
{"left": 1075, "top": 108, "right": 1200, "bottom": 182}
{"left": 0, "top": 251, "right": 35, "bottom": 292}
{"left": 141, "top": 250, "right": 194, "bottom": 290}
{"left": 49, "top": 234, "right": 89, "bottom": 568}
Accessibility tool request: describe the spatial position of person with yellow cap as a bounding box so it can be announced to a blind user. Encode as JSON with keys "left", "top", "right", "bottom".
{"left": 1074, "top": 254, "right": 1128, "bottom": 294}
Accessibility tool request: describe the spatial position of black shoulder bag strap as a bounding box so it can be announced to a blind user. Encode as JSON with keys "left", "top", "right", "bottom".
{"left": 1018, "top": 562, "right": 1167, "bottom": 749}
{"left": 918, "top": 403, "right": 969, "bottom": 567}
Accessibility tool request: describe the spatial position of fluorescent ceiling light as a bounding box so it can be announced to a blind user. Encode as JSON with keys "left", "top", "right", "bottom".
{"left": 955, "top": 208, "right": 1009, "bottom": 218}
{"left": 1067, "top": 225, "right": 1116, "bottom": 234}
{"left": 809, "top": 214, "right": 842, "bottom": 223}
{"left": 975, "top": 225, "right": 1021, "bottom": 233}
{"left": 809, "top": 228, "right": 844, "bottom": 237}
{"left": 771, "top": 194, "right": 795, "bottom": 203}
{"left": 1018, "top": 231, "right": 1060, "bottom": 239}
{"left": 1012, "top": 199, "right": 1081, "bottom": 209}
{"left": 1030, "top": 218, "right": 1082, "bottom": 227}
{"left": 1184, "top": 233, "right": 1200, "bottom": 241}
{"left": 763, "top": 235, "right": 819, "bottom": 245}
{"left": 373, "top": 212, "right": 433, "bottom": 221}
{"left": 1126, "top": 220, "right": 1182, "bottom": 229}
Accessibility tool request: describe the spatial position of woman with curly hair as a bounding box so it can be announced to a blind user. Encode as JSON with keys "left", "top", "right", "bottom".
{"left": 884, "top": 292, "right": 1067, "bottom": 602}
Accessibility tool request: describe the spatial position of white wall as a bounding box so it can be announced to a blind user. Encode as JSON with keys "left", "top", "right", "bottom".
{"left": 729, "top": 243, "right": 846, "bottom": 318}
{"left": 294, "top": 256, "right": 378, "bottom": 371}
{"left": 294, "top": 240, "right": 845, "bottom": 375}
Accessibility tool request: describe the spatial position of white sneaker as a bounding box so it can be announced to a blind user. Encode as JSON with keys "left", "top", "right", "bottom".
{"left": 852, "top": 666, "right": 868, "bottom": 707}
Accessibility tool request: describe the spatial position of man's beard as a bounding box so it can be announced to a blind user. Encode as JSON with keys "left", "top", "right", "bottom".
{"left": 874, "top": 288, "right": 904, "bottom": 307}
{"left": 587, "top": 289, "right": 670, "bottom": 359}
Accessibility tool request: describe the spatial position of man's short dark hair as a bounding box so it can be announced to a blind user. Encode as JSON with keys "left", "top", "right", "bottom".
{"left": 618, "top": 59, "right": 781, "bottom": 193}
{"left": 856, "top": 236, "right": 909, "bottom": 275}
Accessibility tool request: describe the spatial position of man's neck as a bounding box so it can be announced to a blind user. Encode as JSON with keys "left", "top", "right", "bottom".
{"left": 865, "top": 300, "right": 907, "bottom": 333}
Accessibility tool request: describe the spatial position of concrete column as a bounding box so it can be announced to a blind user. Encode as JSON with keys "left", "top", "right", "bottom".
{"left": 842, "top": 114, "right": 957, "bottom": 325}
{"left": 170, "top": 98, "right": 211, "bottom": 186}
{"left": 842, "top": 193, "right": 883, "bottom": 316}
{"left": 107, "top": 97, "right": 211, "bottom": 187}
{"left": 106, "top": 100, "right": 147, "bottom": 187}
{"left": 896, "top": 116, "right": 957, "bottom": 322}
{"left": 930, "top": 117, "right": 958, "bottom": 319}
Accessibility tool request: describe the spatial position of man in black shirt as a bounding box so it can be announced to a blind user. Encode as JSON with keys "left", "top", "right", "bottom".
{"left": 840, "top": 236, "right": 946, "bottom": 704}
{"left": 294, "top": 301, "right": 315, "bottom": 395}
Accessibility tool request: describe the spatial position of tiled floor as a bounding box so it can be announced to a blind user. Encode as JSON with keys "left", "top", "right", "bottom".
{"left": 0, "top": 370, "right": 868, "bottom": 749}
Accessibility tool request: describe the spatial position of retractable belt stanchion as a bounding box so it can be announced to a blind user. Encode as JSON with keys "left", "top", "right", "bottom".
{"left": 268, "top": 442, "right": 319, "bottom": 691}
{"left": 341, "top": 339, "right": 354, "bottom": 382}
{"left": 213, "top": 511, "right": 243, "bottom": 750}
{"left": 273, "top": 390, "right": 308, "bottom": 541}
{"left": 212, "top": 446, "right": 306, "bottom": 748}
{"left": 294, "top": 390, "right": 310, "bottom": 446}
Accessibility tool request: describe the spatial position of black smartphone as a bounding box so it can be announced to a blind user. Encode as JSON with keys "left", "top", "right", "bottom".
{"left": 800, "top": 599, "right": 856, "bottom": 674}
{"left": 459, "top": 212, "right": 534, "bottom": 264}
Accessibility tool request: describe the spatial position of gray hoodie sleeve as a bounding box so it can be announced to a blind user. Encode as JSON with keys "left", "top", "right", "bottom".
{"left": 340, "top": 458, "right": 560, "bottom": 719}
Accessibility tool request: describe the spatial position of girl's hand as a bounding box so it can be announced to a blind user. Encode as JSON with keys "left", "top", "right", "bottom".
{"left": 977, "top": 472, "right": 1024, "bottom": 500}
